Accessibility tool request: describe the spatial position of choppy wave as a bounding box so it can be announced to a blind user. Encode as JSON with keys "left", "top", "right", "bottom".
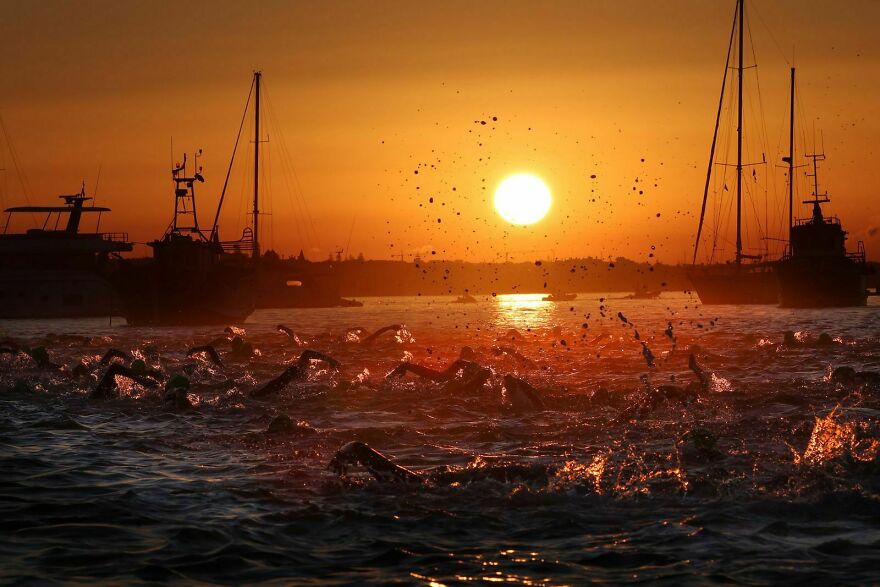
{"left": 1, "top": 294, "right": 879, "bottom": 585}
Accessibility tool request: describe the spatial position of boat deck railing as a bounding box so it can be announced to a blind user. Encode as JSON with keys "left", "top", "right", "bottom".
{"left": 219, "top": 242, "right": 251, "bottom": 254}
{"left": 849, "top": 241, "right": 867, "bottom": 264}
{"left": 794, "top": 215, "right": 841, "bottom": 227}
{"left": 219, "top": 227, "right": 253, "bottom": 255}
{"left": 100, "top": 232, "right": 129, "bottom": 243}
{"left": 782, "top": 240, "right": 866, "bottom": 263}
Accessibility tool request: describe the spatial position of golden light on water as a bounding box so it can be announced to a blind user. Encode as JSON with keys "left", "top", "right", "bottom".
{"left": 494, "top": 293, "right": 554, "bottom": 331}
{"left": 493, "top": 174, "right": 552, "bottom": 225}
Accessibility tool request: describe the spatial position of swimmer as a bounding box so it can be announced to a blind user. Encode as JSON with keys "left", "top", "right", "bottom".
{"left": 491, "top": 346, "right": 537, "bottom": 368}
{"left": 229, "top": 336, "right": 255, "bottom": 359}
{"left": 186, "top": 345, "right": 224, "bottom": 367}
{"left": 99, "top": 348, "right": 131, "bottom": 365}
{"left": 251, "top": 350, "right": 340, "bottom": 398}
{"left": 830, "top": 365, "right": 880, "bottom": 385}
{"left": 386, "top": 358, "right": 491, "bottom": 394}
{"left": 784, "top": 330, "right": 836, "bottom": 347}
{"left": 361, "top": 324, "right": 404, "bottom": 346}
{"left": 688, "top": 353, "right": 711, "bottom": 393}
{"left": 328, "top": 441, "right": 556, "bottom": 486}
{"left": 90, "top": 364, "right": 161, "bottom": 400}
{"left": 22, "top": 346, "right": 58, "bottom": 369}
{"left": 277, "top": 324, "right": 304, "bottom": 346}
{"left": 162, "top": 375, "right": 193, "bottom": 410}
{"left": 502, "top": 374, "right": 545, "bottom": 412}
{"left": 328, "top": 441, "right": 423, "bottom": 484}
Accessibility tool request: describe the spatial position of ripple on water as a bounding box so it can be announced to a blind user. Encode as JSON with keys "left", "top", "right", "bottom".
{"left": 1, "top": 296, "right": 880, "bottom": 584}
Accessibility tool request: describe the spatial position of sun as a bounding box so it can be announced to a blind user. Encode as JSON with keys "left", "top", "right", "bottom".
{"left": 494, "top": 174, "right": 552, "bottom": 225}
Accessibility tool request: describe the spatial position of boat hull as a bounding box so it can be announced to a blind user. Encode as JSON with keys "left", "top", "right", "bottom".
{"left": 777, "top": 257, "right": 867, "bottom": 308}
{"left": 115, "top": 262, "right": 255, "bottom": 326}
{"left": 0, "top": 270, "right": 123, "bottom": 319}
{"left": 688, "top": 265, "right": 778, "bottom": 305}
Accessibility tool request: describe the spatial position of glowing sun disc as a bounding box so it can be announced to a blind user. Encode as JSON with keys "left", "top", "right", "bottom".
{"left": 494, "top": 174, "right": 552, "bottom": 225}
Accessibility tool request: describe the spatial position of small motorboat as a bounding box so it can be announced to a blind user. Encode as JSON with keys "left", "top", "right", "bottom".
{"left": 542, "top": 292, "right": 577, "bottom": 302}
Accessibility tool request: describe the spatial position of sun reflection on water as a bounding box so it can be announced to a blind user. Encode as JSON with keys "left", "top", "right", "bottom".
{"left": 493, "top": 293, "right": 555, "bottom": 332}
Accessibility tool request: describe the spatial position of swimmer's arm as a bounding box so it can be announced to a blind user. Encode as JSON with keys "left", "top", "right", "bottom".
{"left": 361, "top": 324, "right": 402, "bottom": 346}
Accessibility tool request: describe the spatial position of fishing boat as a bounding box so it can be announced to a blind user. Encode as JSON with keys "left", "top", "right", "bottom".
{"left": 776, "top": 130, "right": 868, "bottom": 305}
{"left": 689, "top": 0, "right": 779, "bottom": 305}
{"left": 768, "top": 63, "right": 868, "bottom": 308}
{"left": 0, "top": 186, "right": 133, "bottom": 318}
{"left": 115, "top": 73, "right": 270, "bottom": 326}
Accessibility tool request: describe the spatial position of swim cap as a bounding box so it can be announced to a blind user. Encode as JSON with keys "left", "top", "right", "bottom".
{"left": 165, "top": 374, "right": 190, "bottom": 391}
{"left": 29, "top": 346, "right": 50, "bottom": 365}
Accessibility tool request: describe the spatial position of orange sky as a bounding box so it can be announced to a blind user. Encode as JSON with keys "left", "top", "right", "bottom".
{"left": 1, "top": 0, "right": 879, "bottom": 262}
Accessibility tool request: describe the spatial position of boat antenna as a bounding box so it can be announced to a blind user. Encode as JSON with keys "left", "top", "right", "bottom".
{"left": 210, "top": 76, "right": 255, "bottom": 241}
{"left": 692, "top": 0, "right": 739, "bottom": 264}
{"left": 93, "top": 164, "right": 103, "bottom": 233}
{"left": 735, "top": 0, "right": 744, "bottom": 265}
{"left": 344, "top": 214, "right": 356, "bottom": 258}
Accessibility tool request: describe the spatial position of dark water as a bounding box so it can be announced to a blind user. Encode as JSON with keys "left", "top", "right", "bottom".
{"left": 1, "top": 293, "right": 879, "bottom": 585}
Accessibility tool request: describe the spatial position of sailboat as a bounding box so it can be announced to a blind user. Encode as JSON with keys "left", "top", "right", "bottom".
{"left": 115, "top": 73, "right": 267, "bottom": 326}
{"left": 776, "top": 69, "right": 868, "bottom": 308}
{"left": 688, "top": 0, "right": 780, "bottom": 305}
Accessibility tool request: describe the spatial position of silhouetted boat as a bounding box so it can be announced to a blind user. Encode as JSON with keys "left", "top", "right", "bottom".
{"left": 115, "top": 153, "right": 255, "bottom": 326}
{"left": 689, "top": 0, "right": 779, "bottom": 305}
{"left": 115, "top": 73, "right": 272, "bottom": 326}
{"left": 543, "top": 292, "right": 576, "bottom": 302}
{"left": 0, "top": 186, "right": 133, "bottom": 318}
{"left": 624, "top": 289, "right": 661, "bottom": 300}
{"left": 777, "top": 152, "right": 868, "bottom": 307}
{"left": 452, "top": 293, "right": 478, "bottom": 304}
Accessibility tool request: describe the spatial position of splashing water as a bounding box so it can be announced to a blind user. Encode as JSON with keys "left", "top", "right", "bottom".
{"left": 2, "top": 294, "right": 880, "bottom": 585}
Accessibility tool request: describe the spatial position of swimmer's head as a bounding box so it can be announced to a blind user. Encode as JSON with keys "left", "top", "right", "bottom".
{"left": 29, "top": 346, "right": 50, "bottom": 365}
{"left": 165, "top": 374, "right": 190, "bottom": 391}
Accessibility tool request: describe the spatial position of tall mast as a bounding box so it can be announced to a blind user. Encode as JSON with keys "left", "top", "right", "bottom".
{"left": 788, "top": 67, "right": 795, "bottom": 242}
{"left": 253, "top": 71, "right": 261, "bottom": 263}
{"left": 692, "top": 1, "right": 739, "bottom": 264}
{"left": 735, "top": 0, "right": 744, "bottom": 264}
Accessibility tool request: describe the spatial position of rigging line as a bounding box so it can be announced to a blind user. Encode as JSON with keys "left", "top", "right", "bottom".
{"left": 746, "top": 15, "right": 777, "bottom": 245}
{"left": 210, "top": 76, "right": 255, "bottom": 241}
{"left": 0, "top": 114, "right": 38, "bottom": 224}
{"left": 749, "top": 1, "right": 791, "bottom": 67}
{"left": 711, "top": 89, "right": 735, "bottom": 259}
{"left": 262, "top": 88, "right": 315, "bottom": 252}
{"left": 260, "top": 86, "right": 307, "bottom": 250}
{"left": 263, "top": 109, "right": 310, "bottom": 255}
{"left": 236, "top": 121, "right": 253, "bottom": 238}
{"left": 693, "top": 0, "right": 738, "bottom": 264}
{"left": 270, "top": 107, "right": 321, "bottom": 249}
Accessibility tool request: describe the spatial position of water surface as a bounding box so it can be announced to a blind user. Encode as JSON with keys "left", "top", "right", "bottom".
{"left": 1, "top": 293, "right": 879, "bottom": 585}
